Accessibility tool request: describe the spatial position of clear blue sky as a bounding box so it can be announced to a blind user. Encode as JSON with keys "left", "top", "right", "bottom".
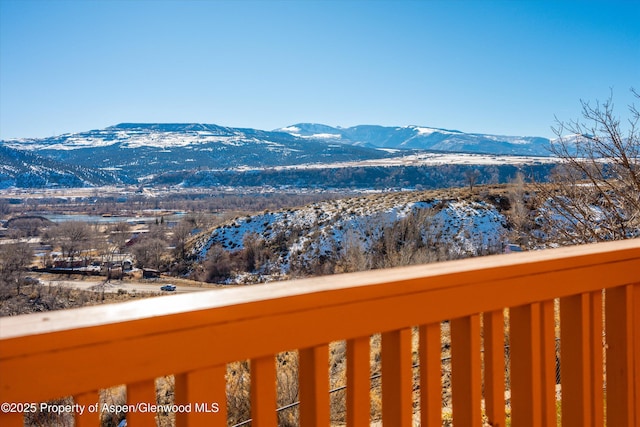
{"left": 1, "top": 0, "right": 638, "bottom": 140}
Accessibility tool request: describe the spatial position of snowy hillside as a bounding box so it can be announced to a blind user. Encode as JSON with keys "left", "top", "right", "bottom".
{"left": 192, "top": 192, "right": 509, "bottom": 282}
{"left": 0, "top": 145, "right": 123, "bottom": 188}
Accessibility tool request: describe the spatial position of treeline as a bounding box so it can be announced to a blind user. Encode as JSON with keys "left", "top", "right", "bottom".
{"left": 150, "top": 163, "right": 555, "bottom": 190}
{"left": 0, "top": 145, "right": 121, "bottom": 188}
{"left": 1, "top": 191, "right": 346, "bottom": 217}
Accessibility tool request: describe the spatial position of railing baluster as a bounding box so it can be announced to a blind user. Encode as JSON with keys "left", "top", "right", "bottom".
{"left": 347, "top": 336, "right": 370, "bottom": 426}
{"left": 299, "top": 344, "right": 330, "bottom": 426}
{"left": 126, "top": 379, "right": 156, "bottom": 425}
{"left": 560, "top": 293, "right": 592, "bottom": 426}
{"left": 635, "top": 283, "right": 640, "bottom": 426}
{"left": 451, "top": 314, "right": 482, "bottom": 427}
{"left": 510, "top": 303, "right": 542, "bottom": 427}
{"left": 589, "top": 290, "right": 604, "bottom": 425}
{"left": 539, "top": 300, "right": 557, "bottom": 427}
{"left": 629, "top": 283, "right": 640, "bottom": 425}
{"left": 75, "top": 391, "right": 99, "bottom": 427}
{"left": 605, "top": 284, "right": 638, "bottom": 426}
{"left": 250, "top": 356, "right": 277, "bottom": 427}
{"left": 419, "top": 323, "right": 441, "bottom": 426}
{"left": 381, "top": 328, "right": 412, "bottom": 427}
{"left": 483, "top": 310, "right": 505, "bottom": 427}
{"left": 175, "top": 365, "right": 227, "bottom": 426}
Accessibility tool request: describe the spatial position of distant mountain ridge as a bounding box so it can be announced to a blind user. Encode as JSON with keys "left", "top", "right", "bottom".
{"left": 1, "top": 123, "right": 393, "bottom": 186}
{"left": 4, "top": 122, "right": 552, "bottom": 155}
{"left": 276, "top": 123, "right": 551, "bottom": 155}
{"left": 0, "top": 122, "right": 555, "bottom": 188}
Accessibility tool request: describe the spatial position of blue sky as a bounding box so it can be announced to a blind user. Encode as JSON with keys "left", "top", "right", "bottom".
{"left": 1, "top": 0, "right": 638, "bottom": 140}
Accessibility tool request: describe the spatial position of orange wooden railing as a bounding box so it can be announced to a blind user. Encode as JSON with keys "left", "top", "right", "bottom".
{"left": 1, "top": 239, "right": 639, "bottom": 426}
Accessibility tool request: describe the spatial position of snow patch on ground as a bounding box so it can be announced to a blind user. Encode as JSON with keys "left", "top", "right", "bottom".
{"left": 194, "top": 195, "right": 508, "bottom": 277}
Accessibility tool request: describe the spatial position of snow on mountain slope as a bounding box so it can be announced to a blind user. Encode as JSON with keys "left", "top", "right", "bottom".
{"left": 4, "top": 123, "right": 257, "bottom": 151}
{"left": 1, "top": 123, "right": 395, "bottom": 185}
{"left": 192, "top": 192, "right": 508, "bottom": 279}
{"left": 4, "top": 122, "right": 552, "bottom": 156}
{"left": 0, "top": 145, "right": 123, "bottom": 188}
{"left": 1, "top": 122, "right": 559, "bottom": 188}
{"left": 276, "top": 123, "right": 552, "bottom": 156}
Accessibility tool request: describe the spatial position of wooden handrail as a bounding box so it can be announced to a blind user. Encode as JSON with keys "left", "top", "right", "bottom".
{"left": 1, "top": 239, "right": 639, "bottom": 426}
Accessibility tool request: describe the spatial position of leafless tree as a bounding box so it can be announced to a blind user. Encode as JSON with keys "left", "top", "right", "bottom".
{"left": 6, "top": 217, "right": 49, "bottom": 238}
{"left": 48, "top": 221, "right": 94, "bottom": 264}
{"left": 107, "top": 222, "right": 131, "bottom": 254}
{"left": 171, "top": 220, "right": 194, "bottom": 260}
{"left": 333, "top": 230, "right": 370, "bottom": 273}
{"left": 464, "top": 168, "right": 481, "bottom": 192}
{"left": 96, "top": 222, "right": 132, "bottom": 280}
{"left": 132, "top": 238, "right": 167, "bottom": 270}
{"left": 0, "top": 242, "right": 33, "bottom": 294}
{"left": 0, "top": 199, "right": 10, "bottom": 217}
{"left": 508, "top": 172, "right": 532, "bottom": 246}
{"left": 201, "top": 244, "right": 232, "bottom": 282}
{"left": 539, "top": 89, "right": 639, "bottom": 243}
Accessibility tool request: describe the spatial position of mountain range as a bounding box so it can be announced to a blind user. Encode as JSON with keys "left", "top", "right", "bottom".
{"left": 0, "top": 123, "right": 555, "bottom": 188}
{"left": 276, "top": 123, "right": 551, "bottom": 155}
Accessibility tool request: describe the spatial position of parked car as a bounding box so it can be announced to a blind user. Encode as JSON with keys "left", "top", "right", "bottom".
{"left": 160, "top": 284, "right": 176, "bottom": 291}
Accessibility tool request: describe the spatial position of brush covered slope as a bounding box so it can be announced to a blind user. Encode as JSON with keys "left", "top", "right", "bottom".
{"left": 190, "top": 190, "right": 510, "bottom": 283}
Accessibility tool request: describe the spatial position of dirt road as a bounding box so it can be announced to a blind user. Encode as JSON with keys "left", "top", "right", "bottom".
{"left": 40, "top": 277, "right": 214, "bottom": 294}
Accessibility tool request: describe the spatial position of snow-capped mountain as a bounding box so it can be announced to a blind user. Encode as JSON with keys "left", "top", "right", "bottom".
{"left": 0, "top": 122, "right": 556, "bottom": 188}
{"left": 4, "top": 122, "right": 553, "bottom": 155}
{"left": 6, "top": 123, "right": 291, "bottom": 151}
{"left": 276, "top": 123, "right": 552, "bottom": 155}
{"left": 1, "top": 123, "right": 393, "bottom": 186}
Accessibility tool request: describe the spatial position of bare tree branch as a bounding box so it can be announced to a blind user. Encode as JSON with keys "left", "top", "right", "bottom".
{"left": 537, "top": 89, "right": 640, "bottom": 244}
